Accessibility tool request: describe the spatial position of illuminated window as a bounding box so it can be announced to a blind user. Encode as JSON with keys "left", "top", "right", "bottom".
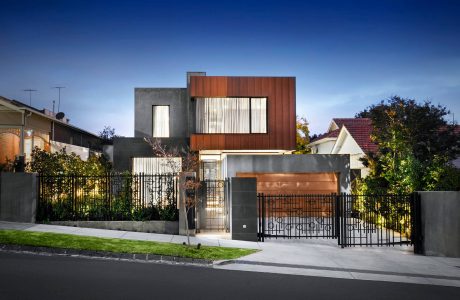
{"left": 196, "top": 97, "right": 267, "bottom": 133}
{"left": 152, "top": 105, "right": 170, "bottom": 137}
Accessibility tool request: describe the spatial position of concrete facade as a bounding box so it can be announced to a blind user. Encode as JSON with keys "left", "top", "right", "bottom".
{"left": 112, "top": 137, "right": 188, "bottom": 172}
{"left": 230, "top": 177, "right": 258, "bottom": 242}
{"left": 419, "top": 191, "right": 460, "bottom": 258}
{"left": 134, "top": 88, "right": 188, "bottom": 139}
{"left": 0, "top": 172, "right": 37, "bottom": 223}
{"left": 50, "top": 221, "right": 179, "bottom": 234}
{"left": 224, "top": 154, "right": 351, "bottom": 193}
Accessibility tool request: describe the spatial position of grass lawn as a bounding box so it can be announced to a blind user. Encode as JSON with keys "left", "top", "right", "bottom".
{"left": 0, "top": 230, "right": 258, "bottom": 260}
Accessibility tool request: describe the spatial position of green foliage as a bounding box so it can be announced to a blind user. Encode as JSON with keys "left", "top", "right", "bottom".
{"left": 294, "top": 116, "right": 311, "bottom": 154}
{"left": 98, "top": 126, "right": 117, "bottom": 144}
{"left": 356, "top": 96, "right": 459, "bottom": 193}
{"left": 0, "top": 230, "right": 258, "bottom": 260}
{"left": 26, "top": 147, "right": 111, "bottom": 175}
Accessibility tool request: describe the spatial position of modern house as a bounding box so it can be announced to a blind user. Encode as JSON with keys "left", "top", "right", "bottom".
{"left": 113, "top": 72, "right": 350, "bottom": 235}
{"left": 0, "top": 96, "right": 103, "bottom": 166}
{"left": 133, "top": 72, "right": 296, "bottom": 179}
{"left": 309, "top": 118, "right": 377, "bottom": 178}
{"left": 114, "top": 72, "right": 351, "bottom": 193}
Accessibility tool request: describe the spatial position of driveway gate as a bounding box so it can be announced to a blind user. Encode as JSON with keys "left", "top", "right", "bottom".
{"left": 258, "top": 193, "right": 422, "bottom": 251}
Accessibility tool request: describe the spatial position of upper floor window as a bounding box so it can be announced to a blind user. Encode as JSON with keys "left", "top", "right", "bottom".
{"left": 152, "top": 105, "right": 169, "bottom": 137}
{"left": 196, "top": 97, "right": 267, "bottom": 134}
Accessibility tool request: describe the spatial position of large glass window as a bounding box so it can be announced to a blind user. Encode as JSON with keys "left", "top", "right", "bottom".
{"left": 152, "top": 105, "right": 170, "bottom": 137}
{"left": 196, "top": 97, "right": 267, "bottom": 133}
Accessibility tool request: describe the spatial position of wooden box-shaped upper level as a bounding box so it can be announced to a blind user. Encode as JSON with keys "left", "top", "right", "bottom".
{"left": 189, "top": 76, "right": 296, "bottom": 151}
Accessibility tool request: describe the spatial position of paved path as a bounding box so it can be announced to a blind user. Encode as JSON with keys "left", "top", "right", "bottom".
{"left": 1, "top": 221, "right": 460, "bottom": 287}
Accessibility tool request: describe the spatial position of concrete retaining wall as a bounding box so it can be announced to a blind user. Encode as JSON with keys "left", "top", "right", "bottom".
{"left": 50, "top": 221, "right": 179, "bottom": 234}
{"left": 0, "top": 172, "right": 37, "bottom": 223}
{"left": 419, "top": 191, "right": 460, "bottom": 258}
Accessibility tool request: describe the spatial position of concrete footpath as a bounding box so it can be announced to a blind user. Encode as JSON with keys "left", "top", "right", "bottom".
{"left": 1, "top": 221, "right": 460, "bottom": 288}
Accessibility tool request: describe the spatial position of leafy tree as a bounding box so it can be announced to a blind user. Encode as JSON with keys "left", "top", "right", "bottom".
{"left": 294, "top": 116, "right": 311, "bottom": 154}
{"left": 356, "top": 96, "right": 459, "bottom": 193}
{"left": 98, "top": 126, "right": 118, "bottom": 144}
{"left": 26, "top": 147, "right": 111, "bottom": 175}
{"left": 145, "top": 138, "right": 200, "bottom": 246}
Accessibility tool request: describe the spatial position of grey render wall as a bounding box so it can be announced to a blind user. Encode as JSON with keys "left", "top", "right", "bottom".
{"left": 112, "top": 137, "right": 189, "bottom": 172}
{"left": 230, "top": 177, "right": 258, "bottom": 241}
{"left": 225, "top": 154, "right": 351, "bottom": 193}
{"left": 134, "top": 88, "right": 188, "bottom": 138}
{"left": 0, "top": 172, "right": 37, "bottom": 223}
{"left": 419, "top": 191, "right": 460, "bottom": 258}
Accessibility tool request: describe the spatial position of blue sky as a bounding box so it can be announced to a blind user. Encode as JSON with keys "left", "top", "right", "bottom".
{"left": 1, "top": 0, "right": 459, "bottom": 136}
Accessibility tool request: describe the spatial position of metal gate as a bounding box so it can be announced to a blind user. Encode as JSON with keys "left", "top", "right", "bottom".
{"left": 258, "top": 193, "right": 422, "bottom": 251}
{"left": 197, "top": 179, "right": 230, "bottom": 232}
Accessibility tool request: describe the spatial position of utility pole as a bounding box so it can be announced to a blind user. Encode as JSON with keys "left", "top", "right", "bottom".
{"left": 23, "top": 89, "right": 37, "bottom": 106}
{"left": 53, "top": 86, "right": 65, "bottom": 112}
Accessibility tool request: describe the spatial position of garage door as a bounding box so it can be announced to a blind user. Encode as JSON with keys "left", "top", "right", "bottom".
{"left": 236, "top": 172, "right": 339, "bottom": 195}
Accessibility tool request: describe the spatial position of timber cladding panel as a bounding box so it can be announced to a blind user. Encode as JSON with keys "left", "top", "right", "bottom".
{"left": 236, "top": 172, "right": 339, "bottom": 195}
{"left": 237, "top": 172, "right": 339, "bottom": 217}
{"left": 189, "top": 76, "right": 296, "bottom": 151}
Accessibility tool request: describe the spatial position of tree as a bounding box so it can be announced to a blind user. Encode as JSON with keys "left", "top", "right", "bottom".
{"left": 144, "top": 138, "right": 200, "bottom": 246}
{"left": 26, "top": 147, "right": 111, "bottom": 176}
{"left": 294, "top": 116, "right": 311, "bottom": 154}
{"left": 98, "top": 126, "right": 117, "bottom": 144}
{"left": 356, "top": 96, "right": 459, "bottom": 193}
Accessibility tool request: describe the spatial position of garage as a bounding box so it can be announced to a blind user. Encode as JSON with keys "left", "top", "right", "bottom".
{"left": 236, "top": 172, "right": 339, "bottom": 195}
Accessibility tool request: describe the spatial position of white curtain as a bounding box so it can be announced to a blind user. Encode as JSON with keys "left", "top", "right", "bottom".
{"left": 250, "top": 98, "right": 267, "bottom": 133}
{"left": 196, "top": 98, "right": 250, "bottom": 133}
{"left": 152, "top": 106, "right": 169, "bottom": 137}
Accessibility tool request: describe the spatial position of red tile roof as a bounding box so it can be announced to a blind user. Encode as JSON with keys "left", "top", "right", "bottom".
{"left": 340, "top": 119, "right": 378, "bottom": 153}
{"left": 310, "top": 129, "right": 340, "bottom": 143}
{"left": 312, "top": 118, "right": 378, "bottom": 153}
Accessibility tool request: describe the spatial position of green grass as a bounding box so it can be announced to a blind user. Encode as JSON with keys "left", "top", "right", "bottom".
{"left": 0, "top": 230, "right": 258, "bottom": 260}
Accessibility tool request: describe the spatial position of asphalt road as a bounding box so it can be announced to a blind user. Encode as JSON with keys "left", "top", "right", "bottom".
{"left": 0, "top": 252, "right": 459, "bottom": 300}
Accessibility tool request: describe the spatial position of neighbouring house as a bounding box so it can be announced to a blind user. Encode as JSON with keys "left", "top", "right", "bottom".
{"left": 0, "top": 96, "right": 103, "bottom": 166}
{"left": 309, "top": 118, "right": 377, "bottom": 179}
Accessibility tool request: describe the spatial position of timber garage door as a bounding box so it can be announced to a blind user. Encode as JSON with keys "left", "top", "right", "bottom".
{"left": 236, "top": 172, "right": 339, "bottom": 194}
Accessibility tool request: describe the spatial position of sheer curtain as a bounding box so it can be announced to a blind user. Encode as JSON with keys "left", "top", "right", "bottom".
{"left": 152, "top": 106, "right": 169, "bottom": 137}
{"left": 196, "top": 97, "right": 267, "bottom": 133}
{"left": 250, "top": 98, "right": 267, "bottom": 133}
{"left": 196, "top": 98, "right": 250, "bottom": 133}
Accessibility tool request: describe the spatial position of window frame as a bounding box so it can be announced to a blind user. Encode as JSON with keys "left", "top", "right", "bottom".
{"left": 194, "top": 97, "right": 268, "bottom": 134}
{"left": 152, "top": 105, "right": 170, "bottom": 138}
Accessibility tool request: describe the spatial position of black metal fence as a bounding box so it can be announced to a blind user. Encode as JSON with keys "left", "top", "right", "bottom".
{"left": 37, "top": 173, "right": 179, "bottom": 222}
{"left": 258, "top": 194, "right": 337, "bottom": 241}
{"left": 258, "top": 193, "right": 421, "bottom": 249}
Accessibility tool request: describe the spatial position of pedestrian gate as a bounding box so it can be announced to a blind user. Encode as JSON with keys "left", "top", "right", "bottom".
{"left": 197, "top": 179, "right": 230, "bottom": 232}
{"left": 257, "top": 193, "right": 422, "bottom": 251}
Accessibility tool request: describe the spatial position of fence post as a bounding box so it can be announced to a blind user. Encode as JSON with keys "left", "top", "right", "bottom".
{"left": 412, "top": 192, "right": 424, "bottom": 254}
{"left": 262, "top": 193, "right": 265, "bottom": 242}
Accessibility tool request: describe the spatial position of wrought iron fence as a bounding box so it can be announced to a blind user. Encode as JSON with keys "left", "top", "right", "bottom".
{"left": 37, "top": 173, "right": 179, "bottom": 222}
{"left": 258, "top": 194, "right": 337, "bottom": 241}
{"left": 338, "top": 194, "right": 417, "bottom": 247}
{"left": 258, "top": 193, "right": 421, "bottom": 249}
